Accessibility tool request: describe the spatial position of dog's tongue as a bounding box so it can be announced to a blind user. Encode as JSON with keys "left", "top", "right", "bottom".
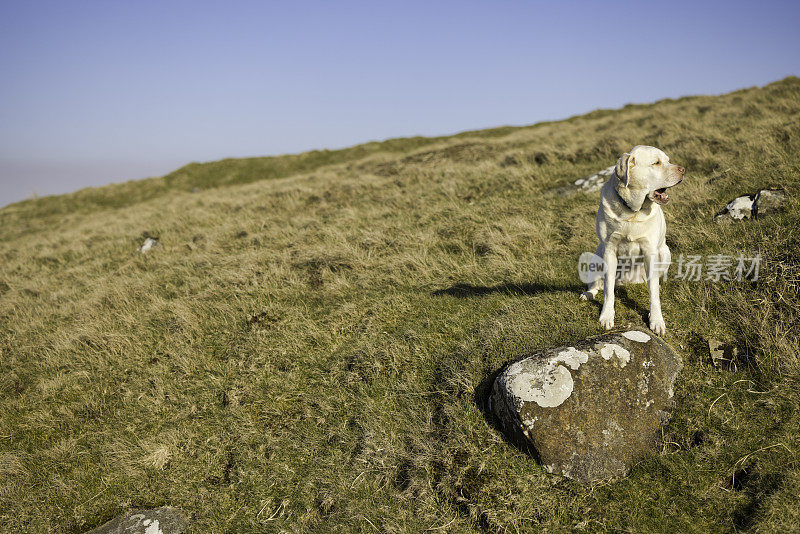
{"left": 653, "top": 187, "right": 669, "bottom": 204}
{"left": 654, "top": 188, "right": 669, "bottom": 204}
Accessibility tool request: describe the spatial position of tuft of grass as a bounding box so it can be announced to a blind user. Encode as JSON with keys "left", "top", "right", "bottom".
{"left": 1, "top": 76, "right": 799, "bottom": 532}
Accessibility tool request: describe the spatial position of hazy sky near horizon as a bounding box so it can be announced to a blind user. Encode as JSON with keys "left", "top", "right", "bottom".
{"left": 1, "top": 0, "right": 799, "bottom": 207}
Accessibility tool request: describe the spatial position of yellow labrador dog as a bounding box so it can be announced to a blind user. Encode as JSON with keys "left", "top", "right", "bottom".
{"left": 580, "top": 145, "right": 685, "bottom": 335}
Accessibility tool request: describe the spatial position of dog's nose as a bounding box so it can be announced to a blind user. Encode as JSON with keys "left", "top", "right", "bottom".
{"left": 677, "top": 166, "right": 685, "bottom": 175}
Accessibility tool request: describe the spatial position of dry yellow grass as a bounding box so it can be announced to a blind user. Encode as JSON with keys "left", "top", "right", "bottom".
{"left": 1, "top": 77, "right": 799, "bottom": 532}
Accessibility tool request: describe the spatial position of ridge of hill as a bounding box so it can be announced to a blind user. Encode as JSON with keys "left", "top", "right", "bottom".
{"left": 3, "top": 76, "right": 796, "bottom": 221}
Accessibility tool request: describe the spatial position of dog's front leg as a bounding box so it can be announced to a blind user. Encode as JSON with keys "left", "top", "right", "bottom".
{"left": 598, "top": 249, "right": 617, "bottom": 330}
{"left": 643, "top": 246, "right": 666, "bottom": 335}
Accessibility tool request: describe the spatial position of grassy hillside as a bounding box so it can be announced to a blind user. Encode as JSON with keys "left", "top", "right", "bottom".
{"left": 1, "top": 77, "right": 799, "bottom": 533}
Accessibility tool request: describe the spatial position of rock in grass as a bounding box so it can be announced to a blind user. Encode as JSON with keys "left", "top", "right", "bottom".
{"left": 87, "top": 507, "right": 188, "bottom": 534}
{"left": 715, "top": 195, "right": 755, "bottom": 223}
{"left": 139, "top": 237, "right": 158, "bottom": 253}
{"left": 555, "top": 166, "right": 615, "bottom": 196}
{"left": 715, "top": 188, "right": 786, "bottom": 223}
{"left": 574, "top": 165, "right": 615, "bottom": 193}
{"left": 753, "top": 188, "right": 787, "bottom": 218}
{"left": 490, "top": 329, "right": 682, "bottom": 484}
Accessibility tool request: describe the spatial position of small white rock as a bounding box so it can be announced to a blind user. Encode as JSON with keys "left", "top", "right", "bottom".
{"left": 598, "top": 166, "right": 615, "bottom": 176}
{"left": 725, "top": 196, "right": 754, "bottom": 220}
{"left": 139, "top": 237, "right": 158, "bottom": 253}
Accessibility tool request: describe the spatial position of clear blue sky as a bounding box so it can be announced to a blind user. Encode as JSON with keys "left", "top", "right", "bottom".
{"left": 1, "top": 0, "right": 798, "bottom": 207}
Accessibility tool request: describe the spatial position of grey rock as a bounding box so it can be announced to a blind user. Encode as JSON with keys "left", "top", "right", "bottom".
{"left": 491, "top": 329, "right": 683, "bottom": 484}
{"left": 87, "top": 507, "right": 188, "bottom": 534}
{"left": 754, "top": 188, "right": 787, "bottom": 218}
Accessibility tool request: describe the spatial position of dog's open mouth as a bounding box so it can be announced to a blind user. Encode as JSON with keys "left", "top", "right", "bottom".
{"left": 651, "top": 187, "right": 669, "bottom": 204}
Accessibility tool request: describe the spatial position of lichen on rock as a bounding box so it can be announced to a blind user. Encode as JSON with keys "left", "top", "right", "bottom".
{"left": 622, "top": 330, "right": 651, "bottom": 343}
{"left": 86, "top": 507, "right": 188, "bottom": 534}
{"left": 501, "top": 346, "right": 590, "bottom": 409}
{"left": 599, "top": 343, "right": 630, "bottom": 367}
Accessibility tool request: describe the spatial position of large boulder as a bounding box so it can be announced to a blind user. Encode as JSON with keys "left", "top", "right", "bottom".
{"left": 86, "top": 507, "right": 188, "bottom": 534}
{"left": 491, "top": 329, "right": 682, "bottom": 484}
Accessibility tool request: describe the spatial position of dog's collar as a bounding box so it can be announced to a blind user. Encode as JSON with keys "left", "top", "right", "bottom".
{"left": 611, "top": 181, "right": 657, "bottom": 222}
{"left": 613, "top": 183, "right": 638, "bottom": 213}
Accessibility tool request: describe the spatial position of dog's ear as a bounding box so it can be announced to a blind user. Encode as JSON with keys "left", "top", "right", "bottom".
{"left": 615, "top": 152, "right": 635, "bottom": 187}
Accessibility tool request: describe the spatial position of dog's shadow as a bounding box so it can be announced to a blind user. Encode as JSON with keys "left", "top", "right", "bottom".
{"left": 432, "top": 281, "right": 584, "bottom": 298}
{"left": 431, "top": 281, "right": 650, "bottom": 328}
{"left": 616, "top": 286, "right": 650, "bottom": 323}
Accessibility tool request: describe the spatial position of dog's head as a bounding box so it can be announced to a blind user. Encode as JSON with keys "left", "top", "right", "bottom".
{"left": 615, "top": 145, "right": 685, "bottom": 210}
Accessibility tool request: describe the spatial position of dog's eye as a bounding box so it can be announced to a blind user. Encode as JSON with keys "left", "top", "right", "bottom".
{"left": 653, "top": 161, "right": 661, "bottom": 165}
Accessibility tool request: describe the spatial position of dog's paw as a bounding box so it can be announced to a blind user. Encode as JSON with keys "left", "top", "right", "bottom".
{"left": 598, "top": 311, "right": 615, "bottom": 330}
{"left": 579, "top": 291, "right": 594, "bottom": 302}
{"left": 649, "top": 316, "right": 666, "bottom": 336}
